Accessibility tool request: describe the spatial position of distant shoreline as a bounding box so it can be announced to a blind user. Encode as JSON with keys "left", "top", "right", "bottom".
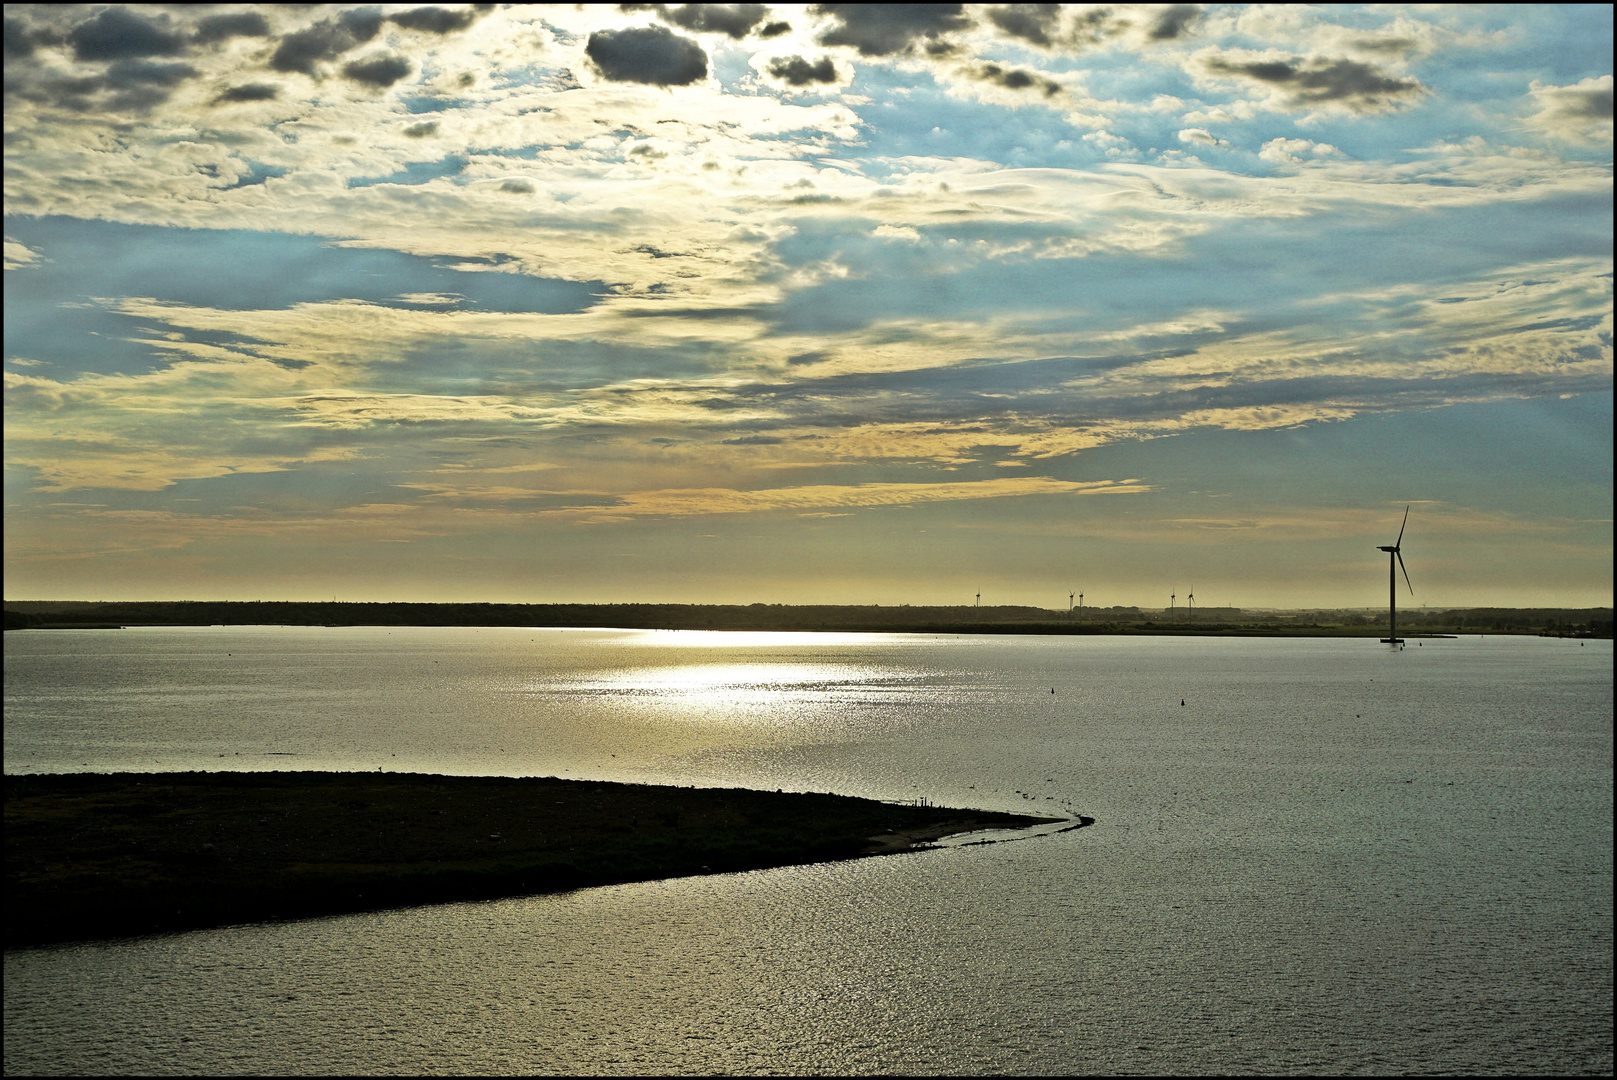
{"left": 6, "top": 601, "right": 1608, "bottom": 637}
{"left": 8, "top": 622, "right": 1488, "bottom": 639}
{"left": 4, "top": 772, "right": 1069, "bottom": 948}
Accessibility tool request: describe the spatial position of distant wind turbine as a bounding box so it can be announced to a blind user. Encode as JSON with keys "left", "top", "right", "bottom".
{"left": 1377, "top": 506, "right": 1414, "bottom": 644}
{"left": 975, "top": 591, "right": 980, "bottom": 608}
{"left": 1188, "top": 587, "right": 1194, "bottom": 622}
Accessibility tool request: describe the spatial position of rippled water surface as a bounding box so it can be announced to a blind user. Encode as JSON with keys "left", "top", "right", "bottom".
{"left": 4, "top": 628, "right": 1612, "bottom": 1074}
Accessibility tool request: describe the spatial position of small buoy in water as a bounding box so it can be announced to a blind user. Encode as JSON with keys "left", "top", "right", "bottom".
{"left": 1051, "top": 688, "right": 1055, "bottom": 694}
{"left": 1181, "top": 699, "right": 1185, "bottom": 706}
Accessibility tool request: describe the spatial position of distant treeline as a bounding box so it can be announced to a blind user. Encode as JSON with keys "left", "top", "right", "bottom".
{"left": 3, "top": 601, "right": 1611, "bottom": 636}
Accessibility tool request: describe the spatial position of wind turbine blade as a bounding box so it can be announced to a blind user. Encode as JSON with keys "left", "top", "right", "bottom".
{"left": 1397, "top": 549, "right": 1413, "bottom": 596}
{"left": 1395, "top": 505, "right": 1409, "bottom": 547}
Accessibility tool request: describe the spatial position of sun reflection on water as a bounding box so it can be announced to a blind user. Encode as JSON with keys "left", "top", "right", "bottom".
{"left": 570, "top": 662, "right": 914, "bottom": 702}
{"left": 517, "top": 655, "right": 953, "bottom": 730}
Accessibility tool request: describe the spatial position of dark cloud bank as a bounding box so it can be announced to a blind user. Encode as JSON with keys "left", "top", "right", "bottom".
{"left": 5, "top": 5, "right": 489, "bottom": 115}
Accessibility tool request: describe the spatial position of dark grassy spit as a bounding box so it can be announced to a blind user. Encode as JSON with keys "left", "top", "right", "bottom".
{"left": 5, "top": 772, "right": 1062, "bottom": 948}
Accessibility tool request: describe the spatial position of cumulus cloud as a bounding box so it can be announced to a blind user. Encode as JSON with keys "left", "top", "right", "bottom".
{"left": 1258, "top": 136, "right": 1342, "bottom": 164}
{"left": 766, "top": 54, "right": 841, "bottom": 88}
{"left": 633, "top": 4, "right": 774, "bottom": 40}
{"left": 4, "top": 14, "right": 47, "bottom": 59}
{"left": 1177, "top": 127, "right": 1228, "bottom": 149}
{"left": 1527, "top": 76, "right": 1614, "bottom": 144}
{"left": 814, "top": 3, "right": 972, "bottom": 57}
{"left": 9, "top": 57, "right": 200, "bottom": 114}
{"left": 389, "top": 6, "right": 485, "bottom": 36}
{"left": 983, "top": 3, "right": 1060, "bottom": 48}
{"left": 343, "top": 53, "right": 414, "bottom": 89}
{"left": 963, "top": 62, "right": 1062, "bottom": 97}
{"left": 270, "top": 8, "right": 384, "bottom": 75}
{"left": 68, "top": 7, "right": 188, "bottom": 60}
{"left": 984, "top": 4, "right": 1184, "bottom": 51}
{"left": 585, "top": 24, "right": 708, "bottom": 85}
{"left": 1193, "top": 48, "right": 1427, "bottom": 115}
{"left": 192, "top": 11, "right": 272, "bottom": 45}
{"left": 1147, "top": 4, "right": 1202, "bottom": 41}
{"left": 214, "top": 82, "right": 281, "bottom": 104}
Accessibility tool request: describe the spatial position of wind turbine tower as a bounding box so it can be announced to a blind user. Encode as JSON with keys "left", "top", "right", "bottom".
{"left": 1170, "top": 592, "right": 1175, "bottom": 622}
{"left": 1377, "top": 506, "right": 1414, "bottom": 644}
{"left": 1188, "top": 587, "right": 1194, "bottom": 622}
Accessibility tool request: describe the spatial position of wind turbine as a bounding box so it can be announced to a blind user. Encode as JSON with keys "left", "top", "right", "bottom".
{"left": 1170, "top": 592, "right": 1175, "bottom": 621}
{"left": 1188, "top": 587, "right": 1194, "bottom": 622}
{"left": 1377, "top": 506, "right": 1414, "bottom": 644}
{"left": 975, "top": 591, "right": 980, "bottom": 608}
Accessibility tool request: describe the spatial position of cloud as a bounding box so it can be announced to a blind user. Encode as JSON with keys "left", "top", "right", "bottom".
{"left": 1527, "top": 76, "right": 1614, "bottom": 144}
{"left": 270, "top": 8, "right": 384, "bottom": 75}
{"left": 1258, "top": 136, "right": 1342, "bottom": 164}
{"left": 963, "top": 62, "right": 1062, "bottom": 98}
{"left": 388, "top": 6, "right": 484, "bottom": 36}
{"left": 342, "top": 53, "right": 414, "bottom": 89}
{"left": 984, "top": 4, "right": 1172, "bottom": 52}
{"left": 213, "top": 82, "right": 281, "bottom": 104}
{"left": 67, "top": 7, "right": 188, "bottom": 60}
{"left": 4, "top": 236, "right": 45, "bottom": 270}
{"left": 7, "top": 57, "right": 200, "bottom": 114}
{"left": 640, "top": 4, "right": 774, "bottom": 40}
{"left": 1193, "top": 48, "right": 1428, "bottom": 115}
{"left": 192, "top": 11, "right": 271, "bottom": 45}
{"left": 585, "top": 24, "right": 709, "bottom": 85}
{"left": 564, "top": 476, "right": 1148, "bottom": 521}
{"left": 4, "top": 14, "right": 47, "bottom": 59}
{"left": 814, "top": 3, "right": 972, "bottom": 57}
{"left": 766, "top": 54, "right": 840, "bottom": 88}
{"left": 983, "top": 3, "right": 1061, "bottom": 49}
{"left": 1177, "top": 127, "right": 1228, "bottom": 149}
{"left": 402, "top": 119, "right": 440, "bottom": 138}
{"left": 1147, "top": 4, "right": 1202, "bottom": 41}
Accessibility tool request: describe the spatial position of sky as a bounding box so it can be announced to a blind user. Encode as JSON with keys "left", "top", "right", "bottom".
{"left": 3, "top": 3, "right": 1612, "bottom": 610}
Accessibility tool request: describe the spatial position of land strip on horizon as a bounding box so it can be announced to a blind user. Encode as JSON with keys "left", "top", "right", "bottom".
{"left": 3, "top": 600, "right": 1611, "bottom": 637}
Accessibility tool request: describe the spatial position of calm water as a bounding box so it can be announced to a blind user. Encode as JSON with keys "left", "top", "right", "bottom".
{"left": 4, "top": 628, "right": 1612, "bottom": 1075}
